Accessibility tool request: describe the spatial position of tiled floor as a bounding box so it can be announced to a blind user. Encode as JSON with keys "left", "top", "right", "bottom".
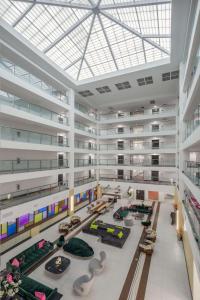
{"left": 1, "top": 199, "right": 192, "bottom": 300}
{"left": 144, "top": 200, "right": 192, "bottom": 300}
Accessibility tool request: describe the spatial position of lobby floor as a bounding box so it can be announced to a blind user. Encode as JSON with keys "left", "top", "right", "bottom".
{"left": 1, "top": 199, "right": 192, "bottom": 300}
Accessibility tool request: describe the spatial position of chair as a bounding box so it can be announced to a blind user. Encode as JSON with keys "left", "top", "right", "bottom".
{"left": 139, "top": 243, "right": 154, "bottom": 255}
{"left": 89, "top": 251, "right": 106, "bottom": 275}
{"left": 73, "top": 274, "right": 94, "bottom": 296}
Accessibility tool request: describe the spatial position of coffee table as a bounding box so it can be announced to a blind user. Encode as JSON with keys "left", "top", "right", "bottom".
{"left": 45, "top": 256, "right": 70, "bottom": 275}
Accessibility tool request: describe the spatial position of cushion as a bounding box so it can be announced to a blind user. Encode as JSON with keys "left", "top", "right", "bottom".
{"left": 11, "top": 258, "right": 20, "bottom": 267}
{"left": 90, "top": 223, "right": 98, "bottom": 230}
{"left": 35, "top": 291, "right": 46, "bottom": 300}
{"left": 6, "top": 273, "right": 13, "bottom": 283}
{"left": 38, "top": 240, "right": 46, "bottom": 249}
{"left": 63, "top": 237, "right": 94, "bottom": 257}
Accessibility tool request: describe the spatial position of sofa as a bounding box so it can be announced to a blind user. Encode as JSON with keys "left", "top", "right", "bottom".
{"left": 7, "top": 239, "right": 54, "bottom": 275}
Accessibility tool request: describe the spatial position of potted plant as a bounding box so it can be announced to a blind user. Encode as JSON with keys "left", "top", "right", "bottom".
{"left": 0, "top": 270, "right": 21, "bottom": 300}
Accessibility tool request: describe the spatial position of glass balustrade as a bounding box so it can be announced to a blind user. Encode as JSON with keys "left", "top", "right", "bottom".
{"left": 184, "top": 161, "right": 200, "bottom": 186}
{"left": 183, "top": 191, "right": 200, "bottom": 249}
{"left": 74, "top": 140, "right": 97, "bottom": 150}
{"left": 0, "top": 93, "right": 69, "bottom": 125}
{"left": 99, "top": 159, "right": 176, "bottom": 167}
{"left": 100, "top": 126, "right": 176, "bottom": 136}
{"left": 184, "top": 104, "right": 200, "bottom": 140}
{"left": 0, "top": 126, "right": 69, "bottom": 147}
{"left": 0, "top": 159, "right": 69, "bottom": 174}
{"left": 0, "top": 181, "right": 68, "bottom": 208}
{"left": 75, "top": 103, "right": 97, "bottom": 120}
{"left": 100, "top": 107, "right": 175, "bottom": 121}
{"left": 99, "top": 142, "right": 175, "bottom": 150}
{"left": 74, "top": 176, "right": 96, "bottom": 186}
{"left": 75, "top": 122, "right": 97, "bottom": 135}
{"left": 0, "top": 58, "right": 69, "bottom": 103}
{"left": 74, "top": 159, "right": 97, "bottom": 167}
{"left": 99, "top": 174, "right": 172, "bottom": 185}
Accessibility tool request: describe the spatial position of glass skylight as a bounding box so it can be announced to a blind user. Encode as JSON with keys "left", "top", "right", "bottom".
{"left": 0, "top": 0, "right": 171, "bottom": 81}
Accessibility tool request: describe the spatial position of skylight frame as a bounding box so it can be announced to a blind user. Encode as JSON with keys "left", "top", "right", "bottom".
{"left": 0, "top": 0, "right": 172, "bottom": 81}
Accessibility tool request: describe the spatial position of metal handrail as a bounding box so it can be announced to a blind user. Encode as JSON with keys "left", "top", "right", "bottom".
{"left": 0, "top": 125, "right": 69, "bottom": 147}
{"left": 75, "top": 140, "right": 97, "bottom": 150}
{"left": 0, "top": 181, "right": 68, "bottom": 203}
{"left": 0, "top": 94, "right": 69, "bottom": 125}
{"left": 99, "top": 176, "right": 173, "bottom": 185}
{"left": 99, "top": 159, "right": 176, "bottom": 167}
{"left": 74, "top": 176, "right": 96, "bottom": 186}
{"left": 100, "top": 107, "right": 176, "bottom": 120}
{"left": 0, "top": 159, "right": 69, "bottom": 174}
{"left": 74, "top": 159, "right": 97, "bottom": 167}
{"left": 0, "top": 58, "right": 69, "bottom": 104}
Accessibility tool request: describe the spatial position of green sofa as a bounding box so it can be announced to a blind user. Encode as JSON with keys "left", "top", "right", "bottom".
{"left": 7, "top": 239, "right": 54, "bottom": 275}
{"left": 19, "top": 275, "right": 60, "bottom": 300}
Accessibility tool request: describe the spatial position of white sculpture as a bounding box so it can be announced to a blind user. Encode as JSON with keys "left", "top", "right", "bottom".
{"left": 89, "top": 251, "right": 106, "bottom": 275}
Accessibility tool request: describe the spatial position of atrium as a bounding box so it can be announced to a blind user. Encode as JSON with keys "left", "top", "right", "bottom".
{"left": 0, "top": 0, "right": 199, "bottom": 300}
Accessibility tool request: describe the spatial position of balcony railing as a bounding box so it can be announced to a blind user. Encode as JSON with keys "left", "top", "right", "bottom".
{"left": 0, "top": 181, "right": 68, "bottom": 209}
{"left": 0, "top": 126, "right": 69, "bottom": 147}
{"left": 75, "top": 140, "right": 97, "bottom": 150}
{"left": 100, "top": 126, "right": 176, "bottom": 136}
{"left": 100, "top": 107, "right": 175, "bottom": 121}
{"left": 184, "top": 161, "right": 200, "bottom": 186}
{"left": 99, "top": 159, "right": 176, "bottom": 167}
{"left": 99, "top": 175, "right": 173, "bottom": 185}
{"left": 184, "top": 104, "right": 200, "bottom": 141}
{"left": 0, "top": 58, "right": 69, "bottom": 104}
{"left": 0, "top": 93, "right": 69, "bottom": 125}
{"left": 74, "top": 159, "right": 97, "bottom": 167}
{"left": 182, "top": 197, "right": 200, "bottom": 250}
{"left": 75, "top": 103, "right": 97, "bottom": 120}
{"left": 74, "top": 176, "right": 97, "bottom": 186}
{"left": 75, "top": 122, "right": 97, "bottom": 135}
{"left": 0, "top": 159, "right": 69, "bottom": 174}
{"left": 99, "top": 142, "right": 175, "bottom": 151}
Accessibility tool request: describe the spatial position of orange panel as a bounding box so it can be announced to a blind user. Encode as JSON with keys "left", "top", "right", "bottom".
{"left": 148, "top": 191, "right": 159, "bottom": 201}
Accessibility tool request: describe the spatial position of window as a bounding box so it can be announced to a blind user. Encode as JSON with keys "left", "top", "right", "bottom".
{"left": 152, "top": 139, "right": 159, "bottom": 149}
{"left": 151, "top": 171, "right": 159, "bottom": 181}
{"left": 118, "top": 155, "right": 124, "bottom": 165}
{"left": 117, "top": 170, "right": 124, "bottom": 179}
{"left": 152, "top": 124, "right": 159, "bottom": 132}
{"left": 58, "top": 174, "right": 63, "bottom": 185}
{"left": 151, "top": 155, "right": 159, "bottom": 165}
{"left": 117, "top": 141, "right": 124, "bottom": 150}
{"left": 58, "top": 154, "right": 64, "bottom": 167}
{"left": 58, "top": 135, "right": 64, "bottom": 145}
{"left": 117, "top": 127, "right": 124, "bottom": 134}
{"left": 117, "top": 112, "right": 125, "bottom": 118}
{"left": 152, "top": 107, "right": 159, "bottom": 114}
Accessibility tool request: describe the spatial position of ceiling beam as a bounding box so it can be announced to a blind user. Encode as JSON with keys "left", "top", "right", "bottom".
{"left": 43, "top": 11, "right": 93, "bottom": 53}
{"left": 77, "top": 14, "right": 96, "bottom": 80}
{"left": 100, "top": 0, "right": 171, "bottom": 10}
{"left": 100, "top": 11, "right": 170, "bottom": 55}
{"left": 12, "top": 0, "right": 92, "bottom": 10}
{"left": 13, "top": 2, "right": 35, "bottom": 27}
{"left": 98, "top": 14, "right": 118, "bottom": 70}
{"left": 64, "top": 57, "right": 81, "bottom": 71}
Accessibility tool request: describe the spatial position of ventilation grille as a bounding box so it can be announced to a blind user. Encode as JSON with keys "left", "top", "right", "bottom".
{"left": 78, "top": 90, "right": 94, "bottom": 97}
{"left": 96, "top": 86, "right": 111, "bottom": 94}
{"left": 162, "top": 70, "right": 179, "bottom": 81}
{"left": 115, "top": 81, "right": 131, "bottom": 90}
{"left": 137, "top": 76, "right": 153, "bottom": 86}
